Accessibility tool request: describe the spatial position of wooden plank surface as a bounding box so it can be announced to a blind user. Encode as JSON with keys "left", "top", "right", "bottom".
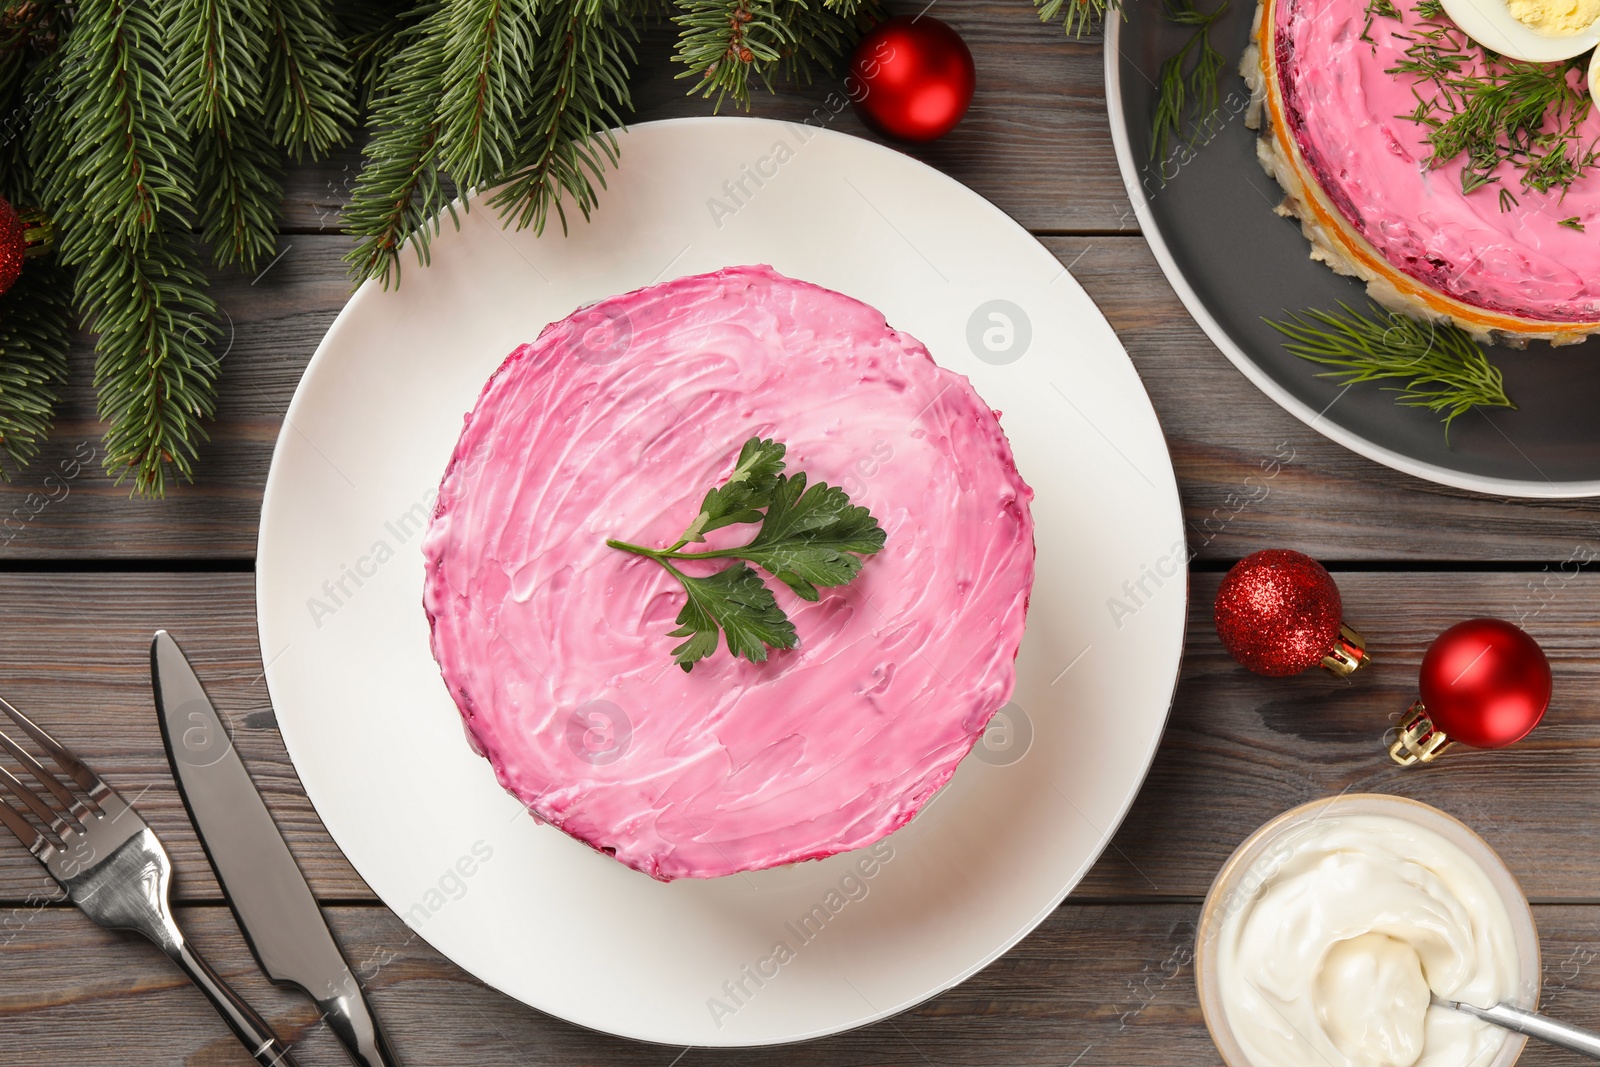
{"left": 2, "top": 570, "right": 1596, "bottom": 906}
{"left": 5, "top": 901, "right": 1600, "bottom": 1066}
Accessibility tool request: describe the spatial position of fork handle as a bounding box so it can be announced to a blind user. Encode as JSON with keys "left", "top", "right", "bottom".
{"left": 168, "top": 939, "right": 301, "bottom": 1066}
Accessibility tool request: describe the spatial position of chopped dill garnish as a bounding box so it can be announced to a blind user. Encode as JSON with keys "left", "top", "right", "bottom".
{"left": 1387, "top": 7, "right": 1597, "bottom": 199}
{"left": 1361, "top": 0, "right": 1401, "bottom": 44}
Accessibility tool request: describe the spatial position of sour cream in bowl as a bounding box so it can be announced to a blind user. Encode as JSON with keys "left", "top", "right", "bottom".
{"left": 1196, "top": 795, "right": 1539, "bottom": 1067}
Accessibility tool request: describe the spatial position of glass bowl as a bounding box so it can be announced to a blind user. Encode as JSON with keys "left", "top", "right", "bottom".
{"left": 1195, "top": 793, "right": 1540, "bottom": 1067}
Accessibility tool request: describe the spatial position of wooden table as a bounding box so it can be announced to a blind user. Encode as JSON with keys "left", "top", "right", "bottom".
{"left": 5, "top": 8, "right": 1600, "bottom": 1065}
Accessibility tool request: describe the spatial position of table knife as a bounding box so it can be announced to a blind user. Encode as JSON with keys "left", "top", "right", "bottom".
{"left": 152, "top": 630, "right": 400, "bottom": 1067}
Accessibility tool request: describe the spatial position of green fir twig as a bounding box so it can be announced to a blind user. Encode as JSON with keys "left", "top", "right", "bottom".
{"left": 33, "top": 0, "right": 222, "bottom": 496}
{"left": 1268, "top": 303, "right": 1514, "bottom": 439}
{"left": 672, "top": 0, "right": 869, "bottom": 112}
{"left": 0, "top": 259, "right": 74, "bottom": 477}
{"left": 342, "top": 1, "right": 452, "bottom": 288}
{"left": 173, "top": 0, "right": 284, "bottom": 270}
{"left": 486, "top": 1, "right": 642, "bottom": 234}
{"left": 262, "top": 0, "right": 354, "bottom": 159}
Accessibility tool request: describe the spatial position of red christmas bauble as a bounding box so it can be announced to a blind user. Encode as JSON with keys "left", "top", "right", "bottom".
{"left": 848, "top": 16, "right": 975, "bottom": 142}
{"left": 1418, "top": 618, "right": 1550, "bottom": 749}
{"left": 0, "top": 197, "right": 24, "bottom": 296}
{"left": 1214, "top": 549, "right": 1363, "bottom": 676}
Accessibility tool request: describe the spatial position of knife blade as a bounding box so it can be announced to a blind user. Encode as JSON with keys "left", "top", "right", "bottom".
{"left": 153, "top": 630, "right": 400, "bottom": 1067}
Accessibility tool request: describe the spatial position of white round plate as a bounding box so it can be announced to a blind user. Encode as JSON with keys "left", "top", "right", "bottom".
{"left": 258, "top": 117, "right": 1186, "bottom": 1047}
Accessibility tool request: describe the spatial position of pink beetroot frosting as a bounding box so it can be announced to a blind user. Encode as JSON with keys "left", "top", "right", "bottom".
{"left": 1276, "top": 0, "right": 1600, "bottom": 322}
{"left": 421, "top": 265, "right": 1036, "bottom": 881}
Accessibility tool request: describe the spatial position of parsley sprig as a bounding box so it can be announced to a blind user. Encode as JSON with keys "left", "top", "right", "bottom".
{"left": 607, "top": 437, "right": 888, "bottom": 672}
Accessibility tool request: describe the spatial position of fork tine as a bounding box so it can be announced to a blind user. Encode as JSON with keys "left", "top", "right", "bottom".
{"left": 0, "top": 695, "right": 105, "bottom": 807}
{"left": 0, "top": 761, "right": 68, "bottom": 842}
{"left": 0, "top": 724, "right": 87, "bottom": 825}
{"left": 0, "top": 792, "right": 50, "bottom": 857}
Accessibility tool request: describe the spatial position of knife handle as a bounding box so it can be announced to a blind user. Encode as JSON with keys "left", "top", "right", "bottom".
{"left": 317, "top": 990, "right": 401, "bottom": 1067}
{"left": 169, "top": 939, "right": 301, "bottom": 1066}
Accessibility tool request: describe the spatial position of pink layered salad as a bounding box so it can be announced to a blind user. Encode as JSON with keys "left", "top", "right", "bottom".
{"left": 421, "top": 266, "right": 1036, "bottom": 881}
{"left": 1276, "top": 0, "right": 1600, "bottom": 321}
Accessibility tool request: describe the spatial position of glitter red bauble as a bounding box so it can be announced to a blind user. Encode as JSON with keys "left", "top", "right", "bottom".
{"left": 1417, "top": 618, "right": 1550, "bottom": 749}
{"left": 1214, "top": 550, "right": 1344, "bottom": 676}
{"left": 0, "top": 197, "right": 23, "bottom": 297}
{"left": 848, "top": 16, "right": 975, "bottom": 142}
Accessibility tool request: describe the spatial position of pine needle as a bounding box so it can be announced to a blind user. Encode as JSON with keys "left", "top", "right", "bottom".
{"left": 84, "top": 238, "right": 222, "bottom": 496}
{"left": 34, "top": 0, "right": 221, "bottom": 496}
{"left": 262, "top": 0, "right": 355, "bottom": 159}
{"left": 671, "top": 0, "right": 869, "bottom": 112}
{"left": 337, "top": 0, "right": 412, "bottom": 110}
{"left": 342, "top": 0, "right": 453, "bottom": 288}
{"left": 0, "top": 259, "right": 74, "bottom": 477}
{"left": 487, "top": 1, "right": 642, "bottom": 233}
{"left": 436, "top": 0, "right": 538, "bottom": 189}
{"left": 194, "top": 120, "right": 285, "bottom": 270}
{"left": 1268, "top": 303, "right": 1514, "bottom": 439}
{"left": 172, "top": 0, "right": 285, "bottom": 270}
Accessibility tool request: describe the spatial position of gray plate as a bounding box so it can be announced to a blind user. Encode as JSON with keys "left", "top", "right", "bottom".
{"left": 1105, "top": 0, "right": 1600, "bottom": 496}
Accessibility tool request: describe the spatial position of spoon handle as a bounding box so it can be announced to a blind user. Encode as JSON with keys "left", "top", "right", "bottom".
{"left": 1448, "top": 1000, "right": 1600, "bottom": 1060}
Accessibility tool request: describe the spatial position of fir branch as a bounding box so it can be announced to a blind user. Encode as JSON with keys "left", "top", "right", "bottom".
{"left": 342, "top": 0, "right": 452, "bottom": 288}
{"left": 1035, "top": 0, "right": 1123, "bottom": 40}
{"left": 172, "top": 0, "right": 284, "bottom": 270}
{"left": 672, "top": 0, "right": 865, "bottom": 111}
{"left": 0, "top": 12, "right": 42, "bottom": 197}
{"left": 34, "top": 0, "right": 194, "bottom": 248}
{"left": 337, "top": 0, "right": 411, "bottom": 109}
{"left": 33, "top": 0, "right": 220, "bottom": 496}
{"left": 1150, "top": 0, "right": 1228, "bottom": 161}
{"left": 0, "top": 258, "right": 74, "bottom": 477}
{"left": 436, "top": 0, "right": 538, "bottom": 190}
{"left": 194, "top": 119, "right": 284, "bottom": 269}
{"left": 487, "top": 2, "right": 641, "bottom": 233}
{"left": 262, "top": 0, "right": 355, "bottom": 159}
{"left": 171, "top": 0, "right": 269, "bottom": 127}
{"left": 772, "top": 0, "right": 869, "bottom": 85}
{"left": 81, "top": 237, "right": 221, "bottom": 495}
{"left": 1268, "top": 303, "right": 1513, "bottom": 437}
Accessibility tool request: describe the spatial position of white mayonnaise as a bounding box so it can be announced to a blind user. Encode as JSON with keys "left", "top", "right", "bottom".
{"left": 1214, "top": 813, "right": 1521, "bottom": 1067}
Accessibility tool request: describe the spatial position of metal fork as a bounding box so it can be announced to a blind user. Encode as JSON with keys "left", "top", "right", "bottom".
{"left": 0, "top": 695, "right": 300, "bottom": 1066}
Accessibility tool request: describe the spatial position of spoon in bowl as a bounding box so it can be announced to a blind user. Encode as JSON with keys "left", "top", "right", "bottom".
{"left": 1435, "top": 995, "right": 1600, "bottom": 1059}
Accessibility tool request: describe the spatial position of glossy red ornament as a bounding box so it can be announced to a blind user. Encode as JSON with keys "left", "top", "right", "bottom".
{"left": 1213, "top": 549, "right": 1368, "bottom": 677}
{"left": 0, "top": 197, "right": 23, "bottom": 297}
{"left": 848, "top": 16, "right": 975, "bottom": 142}
{"left": 1389, "top": 618, "right": 1551, "bottom": 765}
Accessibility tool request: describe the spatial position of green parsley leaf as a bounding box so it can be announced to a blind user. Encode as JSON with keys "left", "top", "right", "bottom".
{"left": 722, "top": 473, "right": 889, "bottom": 601}
{"left": 1559, "top": 216, "right": 1586, "bottom": 231}
{"left": 676, "top": 437, "right": 786, "bottom": 545}
{"left": 667, "top": 563, "right": 798, "bottom": 671}
{"left": 606, "top": 439, "right": 888, "bottom": 670}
